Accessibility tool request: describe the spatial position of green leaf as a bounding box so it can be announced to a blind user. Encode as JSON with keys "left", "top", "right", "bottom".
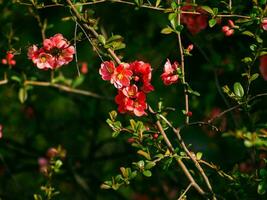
{"left": 143, "top": 170, "right": 152, "bottom": 177}
{"left": 109, "top": 110, "right": 117, "bottom": 121}
{"left": 196, "top": 152, "right": 203, "bottom": 160}
{"left": 259, "top": 51, "right": 267, "bottom": 56}
{"left": 11, "top": 76, "right": 21, "bottom": 83}
{"left": 161, "top": 27, "right": 173, "bottom": 34}
{"left": 233, "top": 82, "right": 244, "bottom": 98}
{"left": 155, "top": 0, "right": 161, "bottom": 7}
{"left": 72, "top": 75, "right": 85, "bottom": 88}
{"left": 241, "top": 57, "right": 252, "bottom": 63}
{"left": 98, "top": 35, "right": 106, "bottom": 45}
{"left": 249, "top": 73, "right": 259, "bottom": 82}
{"left": 258, "top": 181, "right": 267, "bottom": 195}
{"left": 145, "top": 161, "right": 156, "bottom": 170}
{"left": 208, "top": 18, "right": 217, "bottom": 28}
{"left": 242, "top": 31, "right": 255, "bottom": 37}
{"left": 200, "top": 6, "right": 214, "bottom": 15}
{"left": 137, "top": 150, "right": 151, "bottom": 160}
{"left": 18, "top": 88, "right": 27, "bottom": 103}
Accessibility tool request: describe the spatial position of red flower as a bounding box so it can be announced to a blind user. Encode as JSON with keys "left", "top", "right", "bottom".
{"left": 0, "top": 124, "right": 3, "bottom": 139}
{"left": 80, "top": 62, "right": 88, "bottom": 74}
{"left": 161, "top": 59, "right": 179, "bottom": 85}
{"left": 99, "top": 61, "right": 115, "bottom": 81}
{"left": 28, "top": 33, "right": 75, "bottom": 70}
{"left": 181, "top": 5, "right": 208, "bottom": 35}
{"left": 222, "top": 20, "right": 235, "bottom": 36}
{"left": 262, "top": 18, "right": 267, "bottom": 31}
{"left": 122, "top": 84, "right": 138, "bottom": 98}
{"left": 2, "top": 52, "right": 16, "bottom": 66}
{"left": 130, "top": 61, "right": 154, "bottom": 93}
{"left": 259, "top": 55, "right": 267, "bottom": 80}
{"left": 111, "top": 63, "right": 132, "bottom": 89}
{"left": 35, "top": 52, "right": 55, "bottom": 70}
{"left": 115, "top": 90, "right": 147, "bottom": 117}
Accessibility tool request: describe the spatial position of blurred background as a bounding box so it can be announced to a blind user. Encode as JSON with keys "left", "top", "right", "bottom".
{"left": 0, "top": 0, "right": 267, "bottom": 199}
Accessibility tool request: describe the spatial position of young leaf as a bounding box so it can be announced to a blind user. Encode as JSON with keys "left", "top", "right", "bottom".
{"left": 233, "top": 82, "right": 244, "bottom": 98}
{"left": 209, "top": 18, "right": 217, "bottom": 28}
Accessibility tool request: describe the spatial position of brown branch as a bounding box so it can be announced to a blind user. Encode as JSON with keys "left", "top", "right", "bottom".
{"left": 24, "top": 80, "right": 109, "bottom": 100}
{"left": 208, "top": 93, "right": 267, "bottom": 123}
{"left": 176, "top": 0, "right": 189, "bottom": 124}
{"left": 158, "top": 113, "right": 215, "bottom": 197}
{"left": 149, "top": 107, "right": 206, "bottom": 196}
{"left": 177, "top": 183, "right": 192, "bottom": 200}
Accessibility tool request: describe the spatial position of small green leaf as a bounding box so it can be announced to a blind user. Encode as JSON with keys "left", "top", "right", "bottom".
{"left": 233, "top": 82, "right": 244, "bottom": 98}
{"left": 18, "top": 88, "right": 27, "bottom": 103}
{"left": 258, "top": 181, "right": 267, "bottom": 195}
{"left": 143, "top": 170, "right": 152, "bottom": 177}
{"left": 98, "top": 35, "right": 106, "bottom": 45}
{"left": 161, "top": 27, "right": 173, "bottom": 34}
{"left": 137, "top": 150, "right": 151, "bottom": 160}
{"left": 242, "top": 31, "right": 255, "bottom": 37}
{"left": 72, "top": 75, "right": 85, "bottom": 88}
{"left": 209, "top": 18, "right": 217, "bottom": 28}
{"left": 196, "top": 152, "right": 203, "bottom": 160}
{"left": 11, "top": 76, "right": 21, "bottom": 83}
{"left": 200, "top": 6, "right": 214, "bottom": 15}
{"left": 241, "top": 57, "right": 252, "bottom": 63}
{"left": 155, "top": 0, "right": 161, "bottom": 7}
{"left": 249, "top": 73, "right": 259, "bottom": 82}
{"left": 145, "top": 161, "right": 156, "bottom": 170}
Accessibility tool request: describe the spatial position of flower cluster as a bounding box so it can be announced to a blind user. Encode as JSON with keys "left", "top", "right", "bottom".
{"left": 181, "top": 4, "right": 208, "bottom": 35}
{"left": 222, "top": 20, "right": 236, "bottom": 36}
{"left": 161, "top": 59, "right": 180, "bottom": 85}
{"left": 1, "top": 52, "right": 16, "bottom": 66}
{"left": 28, "top": 34, "right": 75, "bottom": 70}
{"left": 99, "top": 61, "right": 154, "bottom": 116}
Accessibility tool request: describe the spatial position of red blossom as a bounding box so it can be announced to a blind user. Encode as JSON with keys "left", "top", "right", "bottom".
{"left": 111, "top": 63, "right": 132, "bottom": 89}
{"left": 262, "top": 18, "right": 267, "bottom": 31}
{"left": 28, "top": 33, "right": 75, "bottom": 70}
{"left": 0, "top": 124, "right": 2, "bottom": 139}
{"left": 80, "top": 62, "right": 88, "bottom": 74}
{"left": 222, "top": 20, "right": 235, "bottom": 36}
{"left": 161, "top": 59, "right": 179, "bottom": 85}
{"left": 99, "top": 61, "right": 115, "bottom": 81}
{"left": 129, "top": 61, "right": 154, "bottom": 93}
{"left": 115, "top": 90, "right": 147, "bottom": 117}
{"left": 1, "top": 52, "right": 16, "bottom": 66}
{"left": 259, "top": 55, "right": 267, "bottom": 80}
{"left": 122, "top": 84, "right": 138, "bottom": 98}
{"left": 181, "top": 5, "right": 208, "bottom": 34}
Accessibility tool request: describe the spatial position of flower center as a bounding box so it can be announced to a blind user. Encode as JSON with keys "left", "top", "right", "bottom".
{"left": 50, "top": 47, "right": 62, "bottom": 57}
{"left": 117, "top": 73, "right": 123, "bottom": 80}
{"left": 40, "top": 56, "right": 47, "bottom": 63}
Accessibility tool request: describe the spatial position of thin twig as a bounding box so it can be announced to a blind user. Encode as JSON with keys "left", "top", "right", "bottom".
{"left": 158, "top": 113, "right": 215, "bottom": 197}
{"left": 66, "top": 0, "right": 121, "bottom": 64}
{"left": 24, "top": 80, "right": 110, "bottom": 100}
{"left": 177, "top": 183, "right": 192, "bottom": 200}
{"left": 149, "top": 107, "right": 206, "bottom": 196}
{"left": 208, "top": 93, "right": 267, "bottom": 123}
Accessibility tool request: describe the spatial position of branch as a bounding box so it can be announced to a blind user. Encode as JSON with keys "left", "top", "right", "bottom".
{"left": 208, "top": 93, "right": 267, "bottom": 123}
{"left": 149, "top": 107, "right": 206, "bottom": 196}
{"left": 66, "top": 0, "right": 122, "bottom": 64}
{"left": 176, "top": 0, "right": 190, "bottom": 125}
{"left": 24, "top": 80, "right": 110, "bottom": 100}
{"left": 157, "top": 113, "right": 216, "bottom": 198}
{"left": 177, "top": 183, "right": 192, "bottom": 200}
